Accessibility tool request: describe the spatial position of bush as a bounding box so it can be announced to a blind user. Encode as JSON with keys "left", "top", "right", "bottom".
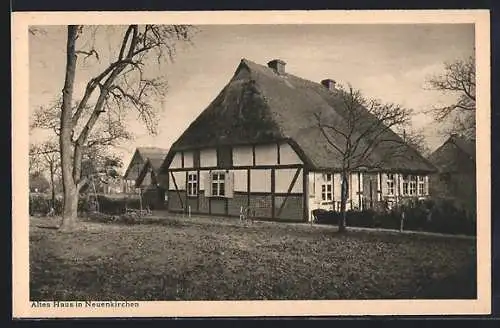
{"left": 85, "top": 211, "right": 158, "bottom": 225}
{"left": 347, "top": 209, "right": 376, "bottom": 228}
{"left": 425, "top": 198, "right": 476, "bottom": 235}
{"left": 87, "top": 194, "right": 142, "bottom": 215}
{"left": 310, "top": 197, "right": 476, "bottom": 236}
{"left": 312, "top": 209, "right": 341, "bottom": 225}
{"left": 30, "top": 193, "right": 144, "bottom": 217}
{"left": 29, "top": 194, "right": 63, "bottom": 216}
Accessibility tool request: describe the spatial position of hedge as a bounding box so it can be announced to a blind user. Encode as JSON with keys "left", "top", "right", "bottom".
{"left": 312, "top": 198, "right": 476, "bottom": 236}
{"left": 83, "top": 212, "right": 185, "bottom": 227}
{"left": 29, "top": 193, "right": 144, "bottom": 216}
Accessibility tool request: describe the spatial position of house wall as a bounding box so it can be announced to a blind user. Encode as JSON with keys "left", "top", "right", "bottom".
{"left": 157, "top": 173, "right": 169, "bottom": 190}
{"left": 124, "top": 152, "right": 144, "bottom": 180}
{"left": 254, "top": 144, "right": 277, "bottom": 165}
{"left": 275, "top": 168, "right": 302, "bottom": 193}
{"left": 308, "top": 172, "right": 363, "bottom": 217}
{"left": 166, "top": 143, "right": 434, "bottom": 221}
{"left": 166, "top": 141, "right": 305, "bottom": 222}
{"left": 139, "top": 167, "right": 152, "bottom": 188}
{"left": 183, "top": 151, "right": 194, "bottom": 168}
{"left": 233, "top": 170, "right": 248, "bottom": 192}
{"left": 233, "top": 145, "right": 253, "bottom": 166}
{"left": 308, "top": 171, "right": 431, "bottom": 219}
{"left": 123, "top": 151, "right": 146, "bottom": 194}
{"left": 169, "top": 171, "right": 186, "bottom": 190}
{"left": 200, "top": 149, "right": 217, "bottom": 167}
{"left": 123, "top": 179, "right": 139, "bottom": 194}
{"left": 170, "top": 153, "right": 183, "bottom": 169}
{"left": 142, "top": 185, "right": 166, "bottom": 210}
{"left": 250, "top": 169, "right": 271, "bottom": 192}
{"left": 279, "top": 142, "right": 302, "bottom": 165}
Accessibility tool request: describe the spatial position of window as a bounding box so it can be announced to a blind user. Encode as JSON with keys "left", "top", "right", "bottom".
{"left": 211, "top": 172, "right": 225, "bottom": 197}
{"left": 321, "top": 185, "right": 333, "bottom": 201}
{"left": 402, "top": 175, "right": 409, "bottom": 195}
{"left": 321, "top": 174, "right": 333, "bottom": 201}
{"left": 409, "top": 175, "right": 417, "bottom": 196}
{"left": 386, "top": 173, "right": 395, "bottom": 196}
{"left": 418, "top": 176, "right": 425, "bottom": 195}
{"left": 187, "top": 172, "right": 198, "bottom": 196}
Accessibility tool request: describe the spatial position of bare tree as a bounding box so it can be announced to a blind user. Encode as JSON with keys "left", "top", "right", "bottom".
{"left": 80, "top": 147, "right": 123, "bottom": 194}
{"left": 425, "top": 55, "right": 476, "bottom": 139}
{"left": 396, "top": 127, "right": 431, "bottom": 158}
{"left": 29, "top": 140, "right": 60, "bottom": 208}
{"left": 315, "top": 85, "right": 412, "bottom": 232}
{"left": 29, "top": 171, "right": 50, "bottom": 193}
{"left": 43, "top": 25, "right": 195, "bottom": 231}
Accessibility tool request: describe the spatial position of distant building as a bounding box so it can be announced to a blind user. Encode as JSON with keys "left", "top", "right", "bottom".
{"left": 135, "top": 156, "right": 169, "bottom": 209}
{"left": 159, "top": 58, "right": 436, "bottom": 222}
{"left": 428, "top": 134, "right": 476, "bottom": 216}
{"left": 122, "top": 147, "right": 169, "bottom": 194}
{"left": 102, "top": 176, "right": 126, "bottom": 195}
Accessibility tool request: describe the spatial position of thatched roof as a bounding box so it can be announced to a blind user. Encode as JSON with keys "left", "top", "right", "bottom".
{"left": 123, "top": 147, "right": 169, "bottom": 180}
{"left": 136, "top": 147, "right": 170, "bottom": 162}
{"left": 166, "top": 59, "right": 436, "bottom": 173}
{"left": 449, "top": 134, "right": 475, "bottom": 159}
{"left": 429, "top": 134, "right": 476, "bottom": 173}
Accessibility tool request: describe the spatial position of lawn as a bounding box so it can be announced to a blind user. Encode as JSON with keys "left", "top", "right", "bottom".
{"left": 29, "top": 214, "right": 477, "bottom": 301}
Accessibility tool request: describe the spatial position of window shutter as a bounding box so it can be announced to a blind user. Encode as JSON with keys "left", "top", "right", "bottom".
{"left": 381, "top": 173, "right": 388, "bottom": 196}
{"left": 204, "top": 171, "right": 212, "bottom": 197}
{"left": 425, "top": 176, "right": 429, "bottom": 195}
{"left": 225, "top": 171, "right": 234, "bottom": 198}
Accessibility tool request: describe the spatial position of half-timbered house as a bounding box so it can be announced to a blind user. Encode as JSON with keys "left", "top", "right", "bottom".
{"left": 135, "top": 155, "right": 169, "bottom": 209}
{"left": 160, "top": 59, "right": 436, "bottom": 222}
{"left": 122, "top": 147, "right": 169, "bottom": 194}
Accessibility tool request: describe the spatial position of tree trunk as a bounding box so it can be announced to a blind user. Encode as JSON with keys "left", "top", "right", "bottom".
{"left": 339, "top": 171, "right": 349, "bottom": 233}
{"left": 61, "top": 185, "right": 79, "bottom": 231}
{"left": 58, "top": 25, "right": 79, "bottom": 232}
{"left": 49, "top": 164, "right": 56, "bottom": 209}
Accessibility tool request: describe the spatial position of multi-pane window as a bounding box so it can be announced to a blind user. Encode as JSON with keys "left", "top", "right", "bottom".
{"left": 321, "top": 173, "right": 333, "bottom": 201}
{"left": 409, "top": 175, "right": 417, "bottom": 196}
{"left": 211, "top": 172, "right": 225, "bottom": 197}
{"left": 418, "top": 176, "right": 426, "bottom": 195}
{"left": 386, "top": 173, "right": 395, "bottom": 195}
{"left": 187, "top": 172, "right": 198, "bottom": 196}
{"left": 402, "top": 175, "right": 409, "bottom": 195}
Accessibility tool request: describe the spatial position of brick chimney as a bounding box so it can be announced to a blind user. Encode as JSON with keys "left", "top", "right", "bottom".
{"left": 267, "top": 59, "right": 286, "bottom": 75}
{"left": 321, "top": 79, "right": 336, "bottom": 91}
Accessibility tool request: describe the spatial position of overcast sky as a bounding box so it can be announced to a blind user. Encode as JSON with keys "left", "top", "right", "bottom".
{"left": 29, "top": 24, "right": 475, "bottom": 171}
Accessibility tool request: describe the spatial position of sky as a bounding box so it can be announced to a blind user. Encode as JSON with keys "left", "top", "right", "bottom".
{"left": 29, "top": 24, "right": 475, "bottom": 173}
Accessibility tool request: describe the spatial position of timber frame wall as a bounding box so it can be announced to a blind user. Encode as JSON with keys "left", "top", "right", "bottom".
{"left": 166, "top": 140, "right": 308, "bottom": 222}
{"left": 165, "top": 141, "right": 432, "bottom": 222}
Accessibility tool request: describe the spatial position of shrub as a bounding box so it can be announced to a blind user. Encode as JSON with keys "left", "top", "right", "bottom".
{"left": 395, "top": 197, "right": 475, "bottom": 235}
{"left": 347, "top": 209, "right": 376, "bottom": 228}
{"left": 425, "top": 198, "right": 476, "bottom": 235}
{"left": 312, "top": 209, "right": 341, "bottom": 225}
{"left": 30, "top": 193, "right": 144, "bottom": 217}
{"left": 85, "top": 211, "right": 156, "bottom": 225}
{"left": 29, "top": 194, "right": 63, "bottom": 216}
{"left": 310, "top": 197, "right": 476, "bottom": 236}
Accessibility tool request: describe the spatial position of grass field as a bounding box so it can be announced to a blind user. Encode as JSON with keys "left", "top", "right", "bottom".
{"left": 29, "top": 215, "right": 477, "bottom": 301}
